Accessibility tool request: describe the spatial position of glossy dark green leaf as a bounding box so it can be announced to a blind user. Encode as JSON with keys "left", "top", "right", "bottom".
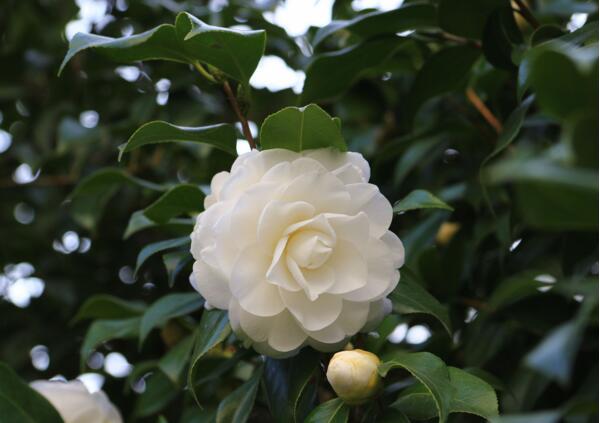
{"left": 68, "top": 168, "right": 163, "bottom": 231}
{"left": 134, "top": 236, "right": 190, "bottom": 277}
{"left": 564, "top": 113, "right": 599, "bottom": 169}
{"left": 119, "top": 121, "right": 237, "bottom": 160}
{"left": 482, "top": 6, "right": 522, "bottom": 71}
{"left": 525, "top": 296, "right": 597, "bottom": 385}
{"left": 260, "top": 104, "right": 346, "bottom": 152}
{"left": 139, "top": 293, "right": 203, "bottom": 346}
{"left": 134, "top": 369, "right": 178, "bottom": 418}
{"left": 163, "top": 251, "right": 193, "bottom": 288}
{"left": 304, "top": 398, "right": 349, "bottom": 423}
{"left": 263, "top": 348, "right": 320, "bottom": 423}
{"left": 188, "top": 310, "right": 231, "bottom": 406}
{"left": 312, "top": 3, "right": 436, "bottom": 47}
{"left": 393, "top": 189, "right": 453, "bottom": 213}
{"left": 379, "top": 352, "right": 453, "bottom": 423}
{"left": 438, "top": 0, "right": 505, "bottom": 39}
{"left": 181, "top": 14, "right": 266, "bottom": 83}
{"left": 479, "top": 96, "right": 534, "bottom": 210}
{"left": 392, "top": 367, "right": 498, "bottom": 420}
{"left": 523, "top": 42, "right": 598, "bottom": 119}
{"left": 407, "top": 45, "right": 481, "bottom": 123}
{"left": 490, "top": 411, "right": 562, "bottom": 423}
{"left": 60, "top": 12, "right": 266, "bottom": 83}
{"left": 158, "top": 335, "right": 195, "bottom": 384}
{"left": 73, "top": 294, "right": 146, "bottom": 322}
{"left": 143, "top": 184, "right": 205, "bottom": 224}
{"left": 390, "top": 275, "right": 452, "bottom": 336}
{"left": 0, "top": 362, "right": 64, "bottom": 423}
{"left": 216, "top": 365, "right": 263, "bottom": 423}
{"left": 80, "top": 317, "right": 140, "bottom": 366}
{"left": 488, "top": 273, "right": 545, "bottom": 309}
{"left": 485, "top": 157, "right": 598, "bottom": 230}
{"left": 123, "top": 211, "right": 194, "bottom": 239}
{"left": 302, "top": 37, "right": 404, "bottom": 103}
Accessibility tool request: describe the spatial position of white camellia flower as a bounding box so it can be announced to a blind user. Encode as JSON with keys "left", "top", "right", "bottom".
{"left": 30, "top": 380, "right": 122, "bottom": 423}
{"left": 190, "top": 148, "right": 404, "bottom": 357}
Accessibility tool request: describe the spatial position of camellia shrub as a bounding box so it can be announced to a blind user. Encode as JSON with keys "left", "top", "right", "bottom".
{"left": 0, "top": 0, "right": 597, "bottom": 422}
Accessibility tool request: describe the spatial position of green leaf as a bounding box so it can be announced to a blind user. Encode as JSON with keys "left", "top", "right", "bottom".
{"left": 488, "top": 273, "right": 545, "bottom": 310}
{"left": 524, "top": 295, "right": 597, "bottom": 385}
{"left": 139, "top": 293, "right": 203, "bottom": 347}
{"left": 393, "top": 189, "right": 454, "bottom": 213}
{"left": 302, "top": 37, "right": 405, "bottom": 103}
{"left": 379, "top": 352, "right": 453, "bottom": 423}
{"left": 188, "top": 310, "right": 231, "bottom": 407}
{"left": 259, "top": 104, "right": 346, "bottom": 152}
{"left": 304, "top": 398, "right": 350, "bottom": 423}
{"left": 216, "top": 365, "right": 263, "bottom": 423}
{"left": 134, "top": 236, "right": 190, "bottom": 278}
{"left": 158, "top": 335, "right": 195, "bottom": 384}
{"left": 68, "top": 168, "right": 163, "bottom": 231}
{"left": 263, "top": 348, "right": 320, "bottom": 423}
{"left": 390, "top": 276, "right": 452, "bottom": 336}
{"left": 392, "top": 367, "right": 499, "bottom": 420}
{"left": 182, "top": 13, "right": 266, "bottom": 83}
{"left": 438, "top": 0, "right": 505, "bottom": 39}
{"left": 80, "top": 317, "right": 140, "bottom": 366}
{"left": 123, "top": 211, "right": 194, "bottom": 239}
{"left": 490, "top": 410, "right": 562, "bottom": 423}
{"left": 143, "top": 184, "right": 205, "bottom": 224}
{"left": 522, "top": 42, "right": 598, "bottom": 119}
{"left": 134, "top": 370, "right": 178, "bottom": 418}
{"left": 0, "top": 362, "right": 64, "bottom": 423}
{"left": 312, "top": 3, "right": 436, "bottom": 47}
{"left": 482, "top": 6, "right": 522, "bottom": 71}
{"left": 73, "top": 295, "right": 146, "bottom": 322}
{"left": 407, "top": 45, "right": 481, "bottom": 123}
{"left": 479, "top": 96, "right": 534, "bottom": 211}
{"left": 60, "top": 12, "right": 266, "bottom": 83}
{"left": 163, "top": 251, "right": 193, "bottom": 288}
{"left": 119, "top": 121, "right": 237, "bottom": 160}
{"left": 485, "top": 157, "right": 598, "bottom": 230}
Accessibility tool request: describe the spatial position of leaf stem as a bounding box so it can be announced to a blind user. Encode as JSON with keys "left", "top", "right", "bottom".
{"left": 223, "top": 80, "right": 256, "bottom": 149}
{"left": 193, "top": 62, "right": 218, "bottom": 84}
{"left": 513, "top": 0, "right": 540, "bottom": 29}
{"left": 466, "top": 88, "right": 503, "bottom": 134}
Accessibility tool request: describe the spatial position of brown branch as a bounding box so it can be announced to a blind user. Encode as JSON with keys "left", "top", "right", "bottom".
{"left": 466, "top": 88, "right": 503, "bottom": 134}
{"left": 223, "top": 81, "right": 256, "bottom": 150}
{"left": 513, "top": 0, "right": 540, "bottom": 29}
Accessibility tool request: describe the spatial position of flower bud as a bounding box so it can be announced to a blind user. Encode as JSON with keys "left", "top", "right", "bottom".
{"left": 326, "top": 349, "right": 382, "bottom": 405}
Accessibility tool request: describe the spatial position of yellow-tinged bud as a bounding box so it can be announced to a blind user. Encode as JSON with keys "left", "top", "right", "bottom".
{"left": 436, "top": 222, "right": 461, "bottom": 246}
{"left": 326, "top": 349, "right": 382, "bottom": 405}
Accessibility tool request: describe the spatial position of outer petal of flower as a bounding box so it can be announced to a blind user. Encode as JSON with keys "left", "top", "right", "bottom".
{"left": 343, "top": 237, "right": 397, "bottom": 302}
{"left": 191, "top": 260, "right": 231, "bottom": 310}
{"left": 267, "top": 310, "right": 308, "bottom": 353}
{"left": 230, "top": 246, "right": 285, "bottom": 317}
{"left": 280, "top": 289, "right": 343, "bottom": 332}
{"left": 381, "top": 230, "right": 405, "bottom": 268}
{"left": 345, "top": 183, "right": 393, "bottom": 238}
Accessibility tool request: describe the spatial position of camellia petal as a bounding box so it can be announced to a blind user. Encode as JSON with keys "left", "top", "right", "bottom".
{"left": 280, "top": 289, "right": 343, "bottom": 331}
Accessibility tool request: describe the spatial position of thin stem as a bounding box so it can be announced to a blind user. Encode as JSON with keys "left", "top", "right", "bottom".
{"left": 513, "top": 0, "right": 540, "bottom": 29}
{"left": 466, "top": 88, "right": 503, "bottom": 134}
{"left": 223, "top": 80, "right": 256, "bottom": 149}
{"left": 193, "top": 62, "right": 218, "bottom": 84}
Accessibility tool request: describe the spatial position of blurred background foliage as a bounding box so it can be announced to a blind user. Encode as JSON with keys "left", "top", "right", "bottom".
{"left": 0, "top": 0, "right": 598, "bottom": 422}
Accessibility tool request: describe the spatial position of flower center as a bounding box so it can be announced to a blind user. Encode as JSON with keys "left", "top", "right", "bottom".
{"left": 287, "top": 230, "right": 333, "bottom": 269}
